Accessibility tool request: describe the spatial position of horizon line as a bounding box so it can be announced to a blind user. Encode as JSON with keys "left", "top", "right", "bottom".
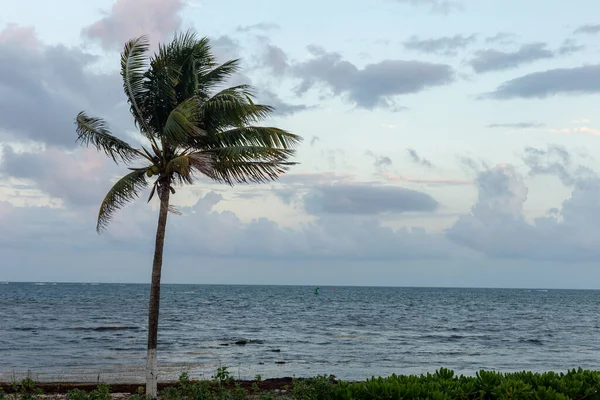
{"left": 2, "top": 281, "right": 599, "bottom": 291}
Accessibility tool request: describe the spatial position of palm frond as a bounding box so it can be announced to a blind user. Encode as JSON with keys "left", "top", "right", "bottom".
{"left": 211, "top": 127, "right": 302, "bottom": 150}
{"left": 75, "top": 112, "right": 144, "bottom": 163}
{"left": 121, "top": 35, "right": 152, "bottom": 135}
{"left": 186, "top": 146, "right": 297, "bottom": 184}
{"left": 162, "top": 96, "right": 206, "bottom": 144}
{"left": 97, "top": 169, "right": 148, "bottom": 233}
{"left": 166, "top": 155, "right": 193, "bottom": 185}
{"left": 200, "top": 86, "right": 274, "bottom": 132}
{"left": 210, "top": 160, "right": 295, "bottom": 184}
{"left": 197, "top": 59, "right": 240, "bottom": 96}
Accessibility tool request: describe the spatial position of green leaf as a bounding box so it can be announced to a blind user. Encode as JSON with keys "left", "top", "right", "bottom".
{"left": 212, "top": 127, "right": 302, "bottom": 150}
{"left": 162, "top": 96, "right": 206, "bottom": 144}
{"left": 97, "top": 169, "right": 148, "bottom": 233}
{"left": 200, "top": 86, "right": 273, "bottom": 132}
{"left": 75, "top": 112, "right": 143, "bottom": 163}
{"left": 120, "top": 35, "right": 151, "bottom": 135}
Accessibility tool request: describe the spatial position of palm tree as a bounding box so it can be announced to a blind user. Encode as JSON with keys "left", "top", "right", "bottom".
{"left": 74, "top": 31, "right": 301, "bottom": 398}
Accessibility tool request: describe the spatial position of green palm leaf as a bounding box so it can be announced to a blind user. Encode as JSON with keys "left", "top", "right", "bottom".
{"left": 200, "top": 86, "right": 273, "bottom": 131}
{"left": 75, "top": 112, "right": 144, "bottom": 163}
{"left": 197, "top": 59, "right": 240, "bottom": 96}
{"left": 121, "top": 35, "right": 152, "bottom": 135}
{"left": 97, "top": 169, "right": 148, "bottom": 232}
{"left": 212, "top": 127, "right": 302, "bottom": 150}
{"left": 162, "top": 96, "right": 206, "bottom": 144}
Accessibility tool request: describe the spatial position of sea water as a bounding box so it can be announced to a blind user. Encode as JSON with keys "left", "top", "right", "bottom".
{"left": 1, "top": 283, "right": 599, "bottom": 382}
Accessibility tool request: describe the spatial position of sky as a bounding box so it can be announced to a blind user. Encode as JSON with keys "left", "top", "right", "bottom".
{"left": 2, "top": 0, "right": 600, "bottom": 288}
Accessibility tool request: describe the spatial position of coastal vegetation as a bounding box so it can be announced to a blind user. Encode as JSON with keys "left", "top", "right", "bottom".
{"left": 74, "top": 31, "right": 301, "bottom": 398}
{"left": 2, "top": 368, "right": 599, "bottom": 399}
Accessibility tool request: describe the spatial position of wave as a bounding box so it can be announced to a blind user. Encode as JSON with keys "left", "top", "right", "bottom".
{"left": 520, "top": 338, "right": 543, "bottom": 345}
{"left": 71, "top": 326, "right": 141, "bottom": 332}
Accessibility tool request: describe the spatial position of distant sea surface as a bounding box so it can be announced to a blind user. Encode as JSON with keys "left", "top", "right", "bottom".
{"left": 1, "top": 283, "right": 600, "bottom": 383}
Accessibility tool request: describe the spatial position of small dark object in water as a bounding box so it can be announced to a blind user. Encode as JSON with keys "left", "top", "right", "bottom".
{"left": 220, "top": 343, "right": 229, "bottom": 346}
{"left": 235, "top": 340, "right": 248, "bottom": 345}
{"left": 275, "top": 361, "right": 286, "bottom": 364}
{"left": 271, "top": 349, "right": 281, "bottom": 352}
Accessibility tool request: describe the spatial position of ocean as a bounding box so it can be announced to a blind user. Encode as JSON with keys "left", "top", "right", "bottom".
{"left": 1, "top": 283, "right": 599, "bottom": 383}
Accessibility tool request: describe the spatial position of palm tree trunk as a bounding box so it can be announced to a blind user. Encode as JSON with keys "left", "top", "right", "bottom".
{"left": 145, "top": 183, "right": 171, "bottom": 398}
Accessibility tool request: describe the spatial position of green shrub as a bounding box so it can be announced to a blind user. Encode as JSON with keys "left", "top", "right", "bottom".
{"left": 66, "top": 384, "right": 111, "bottom": 400}
{"left": 8, "top": 377, "right": 43, "bottom": 400}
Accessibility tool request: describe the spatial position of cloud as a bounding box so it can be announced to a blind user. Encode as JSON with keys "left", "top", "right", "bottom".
{"left": 365, "top": 151, "right": 393, "bottom": 171}
{"left": 0, "top": 185, "right": 463, "bottom": 262}
{"left": 0, "top": 25, "right": 124, "bottom": 147}
{"left": 485, "top": 32, "right": 517, "bottom": 44}
{"left": 379, "top": 172, "right": 472, "bottom": 186}
{"left": 487, "top": 122, "right": 545, "bottom": 129}
{"left": 236, "top": 23, "right": 280, "bottom": 33}
{"left": 261, "top": 44, "right": 289, "bottom": 75}
{"left": 210, "top": 35, "right": 241, "bottom": 62}
{"left": 573, "top": 24, "right": 600, "bottom": 35}
{"left": 82, "top": 0, "right": 185, "bottom": 50}
{"left": 483, "top": 64, "right": 600, "bottom": 100}
{"left": 445, "top": 159, "right": 600, "bottom": 261}
{"left": 291, "top": 47, "right": 455, "bottom": 109}
{"left": 303, "top": 183, "right": 439, "bottom": 215}
{"left": 257, "top": 89, "right": 313, "bottom": 116}
{"left": 407, "top": 149, "right": 434, "bottom": 168}
{"left": 0, "top": 145, "right": 121, "bottom": 207}
{"left": 403, "top": 34, "right": 476, "bottom": 55}
{"left": 523, "top": 145, "right": 596, "bottom": 186}
{"left": 469, "top": 43, "right": 554, "bottom": 73}
{"left": 558, "top": 38, "right": 585, "bottom": 55}
{"left": 0, "top": 24, "right": 39, "bottom": 50}
{"left": 392, "top": 0, "right": 463, "bottom": 14}
{"left": 445, "top": 164, "right": 538, "bottom": 258}
{"left": 550, "top": 127, "right": 600, "bottom": 136}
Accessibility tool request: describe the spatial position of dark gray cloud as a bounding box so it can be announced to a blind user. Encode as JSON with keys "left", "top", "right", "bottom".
{"left": 291, "top": 47, "right": 455, "bottom": 109}
{"left": 558, "top": 39, "right": 585, "bottom": 55}
{"left": 257, "top": 89, "right": 313, "bottom": 116}
{"left": 365, "top": 151, "right": 393, "bottom": 171}
{"left": 0, "top": 26, "right": 125, "bottom": 147}
{"left": 523, "top": 145, "right": 596, "bottom": 186}
{"left": 573, "top": 24, "right": 600, "bottom": 35}
{"left": 403, "top": 34, "right": 476, "bottom": 55}
{"left": 407, "top": 149, "right": 434, "bottom": 168}
{"left": 82, "top": 0, "right": 184, "bottom": 50}
{"left": 260, "top": 43, "right": 288, "bottom": 75}
{"left": 487, "top": 122, "right": 545, "bottom": 129}
{"left": 393, "top": 0, "right": 463, "bottom": 14}
{"left": 469, "top": 43, "right": 554, "bottom": 73}
{"left": 0, "top": 145, "right": 119, "bottom": 207}
{"left": 303, "top": 183, "right": 439, "bottom": 215}
{"left": 236, "top": 23, "right": 280, "bottom": 33}
{"left": 483, "top": 64, "right": 600, "bottom": 100}
{"left": 485, "top": 32, "right": 517, "bottom": 44}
